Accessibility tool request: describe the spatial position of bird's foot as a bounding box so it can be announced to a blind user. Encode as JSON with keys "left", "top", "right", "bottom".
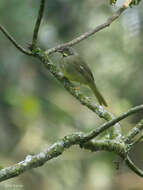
{"left": 72, "top": 86, "right": 80, "bottom": 90}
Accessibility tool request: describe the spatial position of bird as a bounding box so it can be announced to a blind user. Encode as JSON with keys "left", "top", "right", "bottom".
{"left": 58, "top": 47, "right": 107, "bottom": 106}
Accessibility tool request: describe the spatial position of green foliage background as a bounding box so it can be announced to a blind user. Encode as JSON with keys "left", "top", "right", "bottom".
{"left": 0, "top": 0, "right": 143, "bottom": 189}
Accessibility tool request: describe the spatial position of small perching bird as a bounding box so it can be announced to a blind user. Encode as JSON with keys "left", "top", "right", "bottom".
{"left": 58, "top": 47, "right": 107, "bottom": 106}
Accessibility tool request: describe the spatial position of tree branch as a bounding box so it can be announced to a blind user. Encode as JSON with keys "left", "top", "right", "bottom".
{"left": 0, "top": 104, "right": 143, "bottom": 182}
{"left": 45, "top": 4, "right": 128, "bottom": 55}
{"left": 0, "top": 137, "right": 123, "bottom": 182}
{"left": 84, "top": 139, "right": 143, "bottom": 177}
{"left": 1, "top": 0, "right": 143, "bottom": 182}
{"left": 31, "top": 0, "right": 45, "bottom": 49}
{"left": 0, "top": 25, "right": 32, "bottom": 56}
{"left": 126, "top": 155, "right": 143, "bottom": 177}
{"left": 0, "top": 2, "right": 131, "bottom": 139}
{"left": 124, "top": 119, "right": 143, "bottom": 143}
{"left": 82, "top": 104, "right": 143, "bottom": 143}
{"left": 35, "top": 49, "right": 122, "bottom": 139}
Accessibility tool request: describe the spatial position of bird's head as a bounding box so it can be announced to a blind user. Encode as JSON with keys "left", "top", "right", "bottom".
{"left": 58, "top": 47, "right": 74, "bottom": 57}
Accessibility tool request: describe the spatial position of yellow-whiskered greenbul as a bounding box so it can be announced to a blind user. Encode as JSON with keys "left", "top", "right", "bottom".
{"left": 58, "top": 47, "right": 107, "bottom": 106}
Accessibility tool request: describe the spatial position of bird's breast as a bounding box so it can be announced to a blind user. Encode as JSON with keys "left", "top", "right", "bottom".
{"left": 61, "top": 56, "right": 88, "bottom": 84}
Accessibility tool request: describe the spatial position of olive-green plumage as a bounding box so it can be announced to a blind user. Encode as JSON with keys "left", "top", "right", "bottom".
{"left": 60, "top": 47, "right": 107, "bottom": 106}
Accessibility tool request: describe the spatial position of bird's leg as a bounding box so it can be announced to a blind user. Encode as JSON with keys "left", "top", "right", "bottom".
{"left": 72, "top": 86, "right": 80, "bottom": 90}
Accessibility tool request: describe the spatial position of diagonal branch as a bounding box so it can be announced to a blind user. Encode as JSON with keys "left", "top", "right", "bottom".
{"left": 0, "top": 0, "right": 46, "bottom": 54}
{"left": 36, "top": 50, "right": 122, "bottom": 138}
{"left": 0, "top": 25, "right": 32, "bottom": 56}
{"left": 0, "top": 1, "right": 133, "bottom": 139}
{"left": 124, "top": 119, "right": 143, "bottom": 143}
{"left": 45, "top": 4, "right": 128, "bottom": 55}
{"left": 31, "top": 0, "right": 45, "bottom": 49}
{"left": 82, "top": 104, "right": 143, "bottom": 142}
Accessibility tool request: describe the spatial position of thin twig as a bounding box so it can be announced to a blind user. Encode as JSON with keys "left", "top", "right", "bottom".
{"left": 132, "top": 134, "right": 143, "bottom": 145}
{"left": 31, "top": 0, "right": 45, "bottom": 49}
{"left": 82, "top": 104, "right": 143, "bottom": 142}
{"left": 0, "top": 25, "right": 32, "bottom": 56}
{"left": 126, "top": 155, "right": 143, "bottom": 177}
{"left": 124, "top": 119, "right": 143, "bottom": 143}
{"left": 45, "top": 5, "right": 127, "bottom": 55}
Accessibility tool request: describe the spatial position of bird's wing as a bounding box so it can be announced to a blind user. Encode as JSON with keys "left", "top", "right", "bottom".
{"left": 73, "top": 55, "right": 95, "bottom": 83}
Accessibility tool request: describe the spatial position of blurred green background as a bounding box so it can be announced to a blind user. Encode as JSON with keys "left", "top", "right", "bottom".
{"left": 0, "top": 0, "right": 143, "bottom": 189}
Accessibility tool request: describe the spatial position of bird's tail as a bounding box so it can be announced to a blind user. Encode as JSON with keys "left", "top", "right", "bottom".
{"left": 90, "top": 83, "right": 108, "bottom": 107}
